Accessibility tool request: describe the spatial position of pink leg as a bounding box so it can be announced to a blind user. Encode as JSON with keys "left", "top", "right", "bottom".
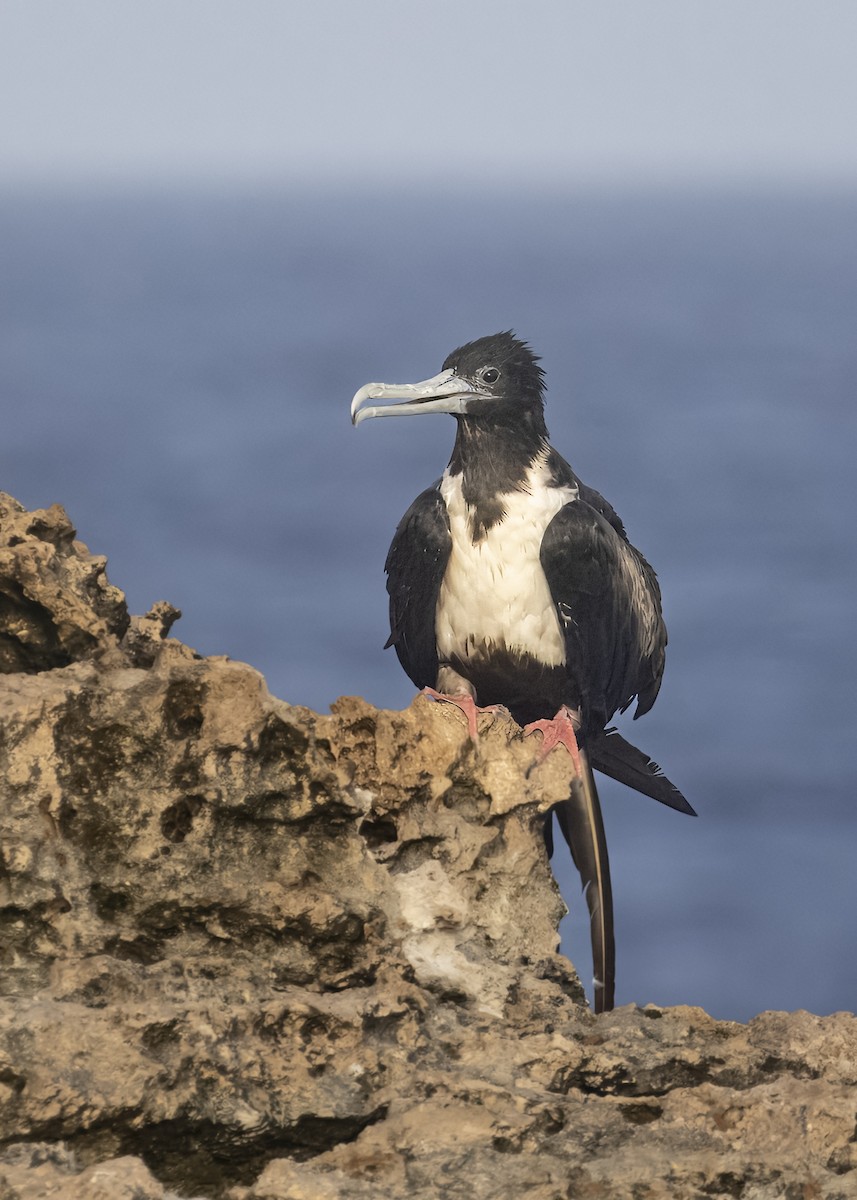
{"left": 421, "top": 687, "right": 507, "bottom": 742}
{"left": 524, "top": 706, "right": 583, "bottom": 775}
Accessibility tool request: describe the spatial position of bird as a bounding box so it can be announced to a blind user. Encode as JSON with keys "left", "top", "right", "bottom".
{"left": 351, "top": 331, "right": 694, "bottom": 1013}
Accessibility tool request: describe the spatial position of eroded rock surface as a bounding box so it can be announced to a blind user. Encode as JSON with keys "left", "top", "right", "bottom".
{"left": 1, "top": 494, "right": 855, "bottom": 1200}
{"left": 0, "top": 493, "right": 129, "bottom": 674}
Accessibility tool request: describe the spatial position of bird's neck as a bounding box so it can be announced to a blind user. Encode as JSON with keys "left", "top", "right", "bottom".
{"left": 447, "top": 412, "right": 550, "bottom": 539}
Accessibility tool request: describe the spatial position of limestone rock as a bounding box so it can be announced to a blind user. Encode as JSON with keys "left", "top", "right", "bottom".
{"left": 0, "top": 494, "right": 855, "bottom": 1200}
{"left": 0, "top": 1143, "right": 184, "bottom": 1199}
{"left": 0, "top": 493, "right": 129, "bottom": 673}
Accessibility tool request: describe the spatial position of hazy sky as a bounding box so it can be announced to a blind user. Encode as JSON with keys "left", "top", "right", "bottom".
{"left": 2, "top": 0, "right": 856, "bottom": 185}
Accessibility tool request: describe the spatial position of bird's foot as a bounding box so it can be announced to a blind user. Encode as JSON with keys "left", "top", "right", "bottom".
{"left": 524, "top": 706, "right": 583, "bottom": 774}
{"left": 420, "top": 687, "right": 508, "bottom": 742}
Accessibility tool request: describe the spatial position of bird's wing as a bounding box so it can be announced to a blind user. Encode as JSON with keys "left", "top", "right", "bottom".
{"left": 539, "top": 497, "right": 667, "bottom": 726}
{"left": 541, "top": 497, "right": 694, "bottom": 816}
{"left": 384, "top": 482, "right": 451, "bottom": 689}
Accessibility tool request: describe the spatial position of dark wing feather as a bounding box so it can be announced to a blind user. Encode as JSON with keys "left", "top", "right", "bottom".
{"left": 384, "top": 482, "right": 451, "bottom": 689}
{"left": 578, "top": 481, "right": 665, "bottom": 718}
{"left": 539, "top": 497, "right": 667, "bottom": 729}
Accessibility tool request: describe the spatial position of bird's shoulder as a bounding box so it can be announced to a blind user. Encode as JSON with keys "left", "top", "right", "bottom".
{"left": 544, "top": 447, "right": 629, "bottom": 542}
{"left": 539, "top": 491, "right": 623, "bottom": 601}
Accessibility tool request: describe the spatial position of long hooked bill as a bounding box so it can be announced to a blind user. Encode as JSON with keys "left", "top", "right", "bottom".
{"left": 351, "top": 369, "right": 477, "bottom": 426}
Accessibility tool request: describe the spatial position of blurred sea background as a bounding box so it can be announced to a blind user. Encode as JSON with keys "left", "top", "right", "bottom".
{"left": 3, "top": 184, "right": 855, "bottom": 1021}
{"left": 2, "top": 2, "right": 856, "bottom": 1021}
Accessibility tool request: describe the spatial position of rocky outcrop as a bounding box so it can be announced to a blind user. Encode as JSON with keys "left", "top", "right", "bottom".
{"left": 1, "top": 492, "right": 855, "bottom": 1200}
{"left": 0, "top": 494, "right": 129, "bottom": 674}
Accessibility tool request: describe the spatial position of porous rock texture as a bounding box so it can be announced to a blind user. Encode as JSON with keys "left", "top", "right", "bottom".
{"left": 0, "top": 491, "right": 855, "bottom": 1200}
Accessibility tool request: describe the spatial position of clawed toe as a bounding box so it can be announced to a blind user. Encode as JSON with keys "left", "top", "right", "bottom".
{"left": 523, "top": 706, "right": 583, "bottom": 775}
{"left": 420, "top": 688, "right": 509, "bottom": 742}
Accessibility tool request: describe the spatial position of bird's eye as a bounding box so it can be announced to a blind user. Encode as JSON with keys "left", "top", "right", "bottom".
{"left": 481, "top": 367, "right": 500, "bottom": 385}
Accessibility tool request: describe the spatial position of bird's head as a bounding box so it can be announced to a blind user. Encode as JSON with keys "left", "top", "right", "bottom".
{"left": 351, "top": 332, "right": 545, "bottom": 427}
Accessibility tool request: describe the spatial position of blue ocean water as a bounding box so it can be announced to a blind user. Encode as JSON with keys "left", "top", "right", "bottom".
{"left": 1, "top": 185, "right": 855, "bottom": 1021}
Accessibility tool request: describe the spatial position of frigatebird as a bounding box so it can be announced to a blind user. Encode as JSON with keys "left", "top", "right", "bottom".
{"left": 351, "top": 332, "right": 693, "bottom": 1013}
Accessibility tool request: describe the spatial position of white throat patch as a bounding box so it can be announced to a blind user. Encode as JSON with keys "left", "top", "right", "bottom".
{"left": 436, "top": 453, "right": 579, "bottom": 668}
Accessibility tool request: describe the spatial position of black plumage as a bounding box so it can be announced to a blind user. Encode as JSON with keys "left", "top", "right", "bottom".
{"left": 352, "top": 331, "right": 694, "bottom": 1012}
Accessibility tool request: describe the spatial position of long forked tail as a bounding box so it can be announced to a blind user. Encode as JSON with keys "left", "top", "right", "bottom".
{"left": 553, "top": 747, "right": 615, "bottom": 1014}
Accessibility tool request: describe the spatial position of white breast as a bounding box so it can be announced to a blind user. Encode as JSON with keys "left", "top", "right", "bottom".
{"left": 436, "top": 453, "right": 579, "bottom": 668}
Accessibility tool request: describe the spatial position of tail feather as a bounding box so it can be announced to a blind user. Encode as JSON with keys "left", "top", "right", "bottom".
{"left": 590, "top": 728, "right": 696, "bottom": 816}
{"left": 552, "top": 748, "right": 615, "bottom": 1014}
